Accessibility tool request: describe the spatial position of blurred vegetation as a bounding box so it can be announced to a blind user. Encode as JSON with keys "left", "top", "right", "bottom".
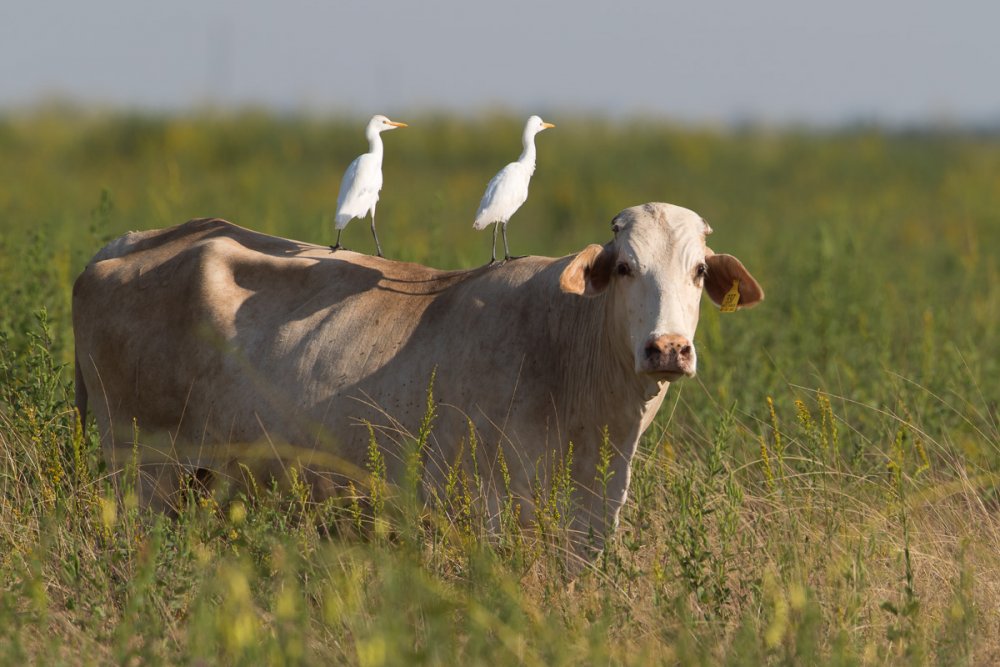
{"left": 1, "top": 107, "right": 999, "bottom": 664}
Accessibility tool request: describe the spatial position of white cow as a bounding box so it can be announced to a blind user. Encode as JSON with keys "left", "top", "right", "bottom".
{"left": 73, "top": 202, "right": 763, "bottom": 552}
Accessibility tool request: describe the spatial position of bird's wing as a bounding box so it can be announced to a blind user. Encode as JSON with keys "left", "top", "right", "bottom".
{"left": 474, "top": 162, "right": 528, "bottom": 229}
{"left": 335, "top": 154, "right": 383, "bottom": 226}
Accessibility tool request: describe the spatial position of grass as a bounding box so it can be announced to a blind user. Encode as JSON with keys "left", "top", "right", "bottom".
{"left": 1, "top": 106, "right": 999, "bottom": 664}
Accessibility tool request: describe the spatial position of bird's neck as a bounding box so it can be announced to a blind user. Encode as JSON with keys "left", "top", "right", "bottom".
{"left": 366, "top": 131, "right": 385, "bottom": 161}
{"left": 517, "top": 135, "right": 537, "bottom": 170}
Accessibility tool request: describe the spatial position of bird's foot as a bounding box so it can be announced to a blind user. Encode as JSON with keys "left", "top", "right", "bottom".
{"left": 504, "top": 254, "right": 526, "bottom": 262}
{"left": 330, "top": 243, "right": 348, "bottom": 253}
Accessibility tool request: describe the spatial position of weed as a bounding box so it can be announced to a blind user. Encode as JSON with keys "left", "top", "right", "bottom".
{"left": 2, "top": 112, "right": 999, "bottom": 663}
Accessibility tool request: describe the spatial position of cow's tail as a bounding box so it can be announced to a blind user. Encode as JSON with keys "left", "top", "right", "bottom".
{"left": 74, "top": 352, "right": 88, "bottom": 431}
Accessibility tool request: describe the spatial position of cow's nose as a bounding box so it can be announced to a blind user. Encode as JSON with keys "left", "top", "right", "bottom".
{"left": 645, "top": 334, "right": 692, "bottom": 360}
{"left": 643, "top": 334, "right": 695, "bottom": 376}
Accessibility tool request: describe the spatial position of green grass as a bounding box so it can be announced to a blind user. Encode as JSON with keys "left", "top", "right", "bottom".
{"left": 1, "top": 107, "right": 999, "bottom": 664}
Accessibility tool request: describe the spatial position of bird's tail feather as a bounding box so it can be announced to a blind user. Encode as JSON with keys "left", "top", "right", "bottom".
{"left": 472, "top": 215, "right": 494, "bottom": 231}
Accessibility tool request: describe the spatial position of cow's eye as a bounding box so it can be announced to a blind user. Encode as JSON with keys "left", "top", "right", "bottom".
{"left": 616, "top": 262, "right": 632, "bottom": 277}
{"left": 695, "top": 263, "right": 708, "bottom": 282}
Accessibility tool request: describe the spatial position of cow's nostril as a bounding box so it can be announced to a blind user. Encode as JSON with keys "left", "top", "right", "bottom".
{"left": 645, "top": 341, "right": 661, "bottom": 357}
{"left": 679, "top": 344, "right": 692, "bottom": 358}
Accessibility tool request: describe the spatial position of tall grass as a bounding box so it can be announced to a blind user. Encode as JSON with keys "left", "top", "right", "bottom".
{"left": 1, "top": 108, "right": 999, "bottom": 664}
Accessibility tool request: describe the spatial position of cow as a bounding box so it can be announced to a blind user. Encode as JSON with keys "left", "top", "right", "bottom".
{"left": 72, "top": 202, "right": 763, "bottom": 552}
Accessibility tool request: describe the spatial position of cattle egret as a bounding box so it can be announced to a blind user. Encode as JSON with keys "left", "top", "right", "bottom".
{"left": 473, "top": 115, "right": 555, "bottom": 263}
{"left": 331, "top": 114, "right": 407, "bottom": 257}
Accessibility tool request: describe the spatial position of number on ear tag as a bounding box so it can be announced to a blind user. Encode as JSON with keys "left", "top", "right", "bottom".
{"left": 720, "top": 280, "right": 740, "bottom": 313}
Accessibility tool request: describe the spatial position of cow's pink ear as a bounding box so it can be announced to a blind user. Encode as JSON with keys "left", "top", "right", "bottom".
{"left": 560, "top": 244, "right": 616, "bottom": 297}
{"left": 705, "top": 252, "right": 764, "bottom": 309}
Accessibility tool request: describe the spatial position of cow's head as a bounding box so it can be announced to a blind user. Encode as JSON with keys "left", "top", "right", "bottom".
{"left": 560, "top": 203, "right": 763, "bottom": 381}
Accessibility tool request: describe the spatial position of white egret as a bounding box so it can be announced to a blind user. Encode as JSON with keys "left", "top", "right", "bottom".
{"left": 332, "top": 114, "right": 408, "bottom": 257}
{"left": 473, "top": 115, "right": 555, "bottom": 263}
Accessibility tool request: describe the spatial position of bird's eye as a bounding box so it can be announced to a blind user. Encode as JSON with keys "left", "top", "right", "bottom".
{"left": 695, "top": 263, "right": 708, "bottom": 281}
{"left": 616, "top": 262, "right": 632, "bottom": 277}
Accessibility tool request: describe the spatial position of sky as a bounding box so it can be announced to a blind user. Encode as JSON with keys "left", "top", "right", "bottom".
{"left": 2, "top": 0, "right": 998, "bottom": 125}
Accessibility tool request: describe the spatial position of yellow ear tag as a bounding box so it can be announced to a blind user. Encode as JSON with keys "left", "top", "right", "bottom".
{"left": 720, "top": 279, "right": 740, "bottom": 313}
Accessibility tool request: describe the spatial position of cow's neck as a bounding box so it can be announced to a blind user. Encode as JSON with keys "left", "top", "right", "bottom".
{"left": 558, "top": 287, "right": 669, "bottom": 444}
{"left": 551, "top": 284, "right": 671, "bottom": 539}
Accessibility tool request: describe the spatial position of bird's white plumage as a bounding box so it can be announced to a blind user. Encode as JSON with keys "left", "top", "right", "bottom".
{"left": 473, "top": 161, "right": 532, "bottom": 230}
{"left": 335, "top": 153, "right": 382, "bottom": 229}
{"left": 333, "top": 114, "right": 406, "bottom": 247}
{"left": 473, "top": 115, "right": 554, "bottom": 231}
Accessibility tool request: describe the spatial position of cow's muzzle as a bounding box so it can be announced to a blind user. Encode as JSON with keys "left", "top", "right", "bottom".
{"left": 641, "top": 334, "right": 696, "bottom": 379}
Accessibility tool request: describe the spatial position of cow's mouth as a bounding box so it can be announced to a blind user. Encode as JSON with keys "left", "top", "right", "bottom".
{"left": 643, "top": 368, "right": 693, "bottom": 382}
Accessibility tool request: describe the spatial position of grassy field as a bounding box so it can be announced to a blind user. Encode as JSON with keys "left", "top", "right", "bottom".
{"left": 1, "top": 107, "right": 999, "bottom": 665}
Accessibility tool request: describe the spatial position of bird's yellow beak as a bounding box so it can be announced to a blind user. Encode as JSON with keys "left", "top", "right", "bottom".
{"left": 389, "top": 121, "right": 408, "bottom": 128}
{"left": 542, "top": 122, "right": 555, "bottom": 129}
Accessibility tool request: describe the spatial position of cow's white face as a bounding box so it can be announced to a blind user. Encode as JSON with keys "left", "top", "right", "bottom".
{"left": 560, "top": 202, "right": 763, "bottom": 382}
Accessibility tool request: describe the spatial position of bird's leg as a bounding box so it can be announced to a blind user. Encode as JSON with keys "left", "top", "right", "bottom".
{"left": 501, "top": 222, "right": 525, "bottom": 261}
{"left": 488, "top": 222, "right": 500, "bottom": 265}
{"left": 371, "top": 210, "right": 384, "bottom": 258}
{"left": 330, "top": 228, "right": 345, "bottom": 252}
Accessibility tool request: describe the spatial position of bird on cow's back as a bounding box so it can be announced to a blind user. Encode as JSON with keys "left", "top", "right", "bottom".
{"left": 473, "top": 115, "right": 555, "bottom": 264}
{"left": 331, "top": 114, "right": 408, "bottom": 258}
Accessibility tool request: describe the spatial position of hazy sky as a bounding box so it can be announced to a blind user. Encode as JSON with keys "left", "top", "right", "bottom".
{"left": 2, "top": 0, "right": 998, "bottom": 125}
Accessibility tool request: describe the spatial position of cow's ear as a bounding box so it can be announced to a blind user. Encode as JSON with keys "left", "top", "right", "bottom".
{"left": 560, "top": 243, "right": 616, "bottom": 297}
{"left": 704, "top": 251, "right": 764, "bottom": 309}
